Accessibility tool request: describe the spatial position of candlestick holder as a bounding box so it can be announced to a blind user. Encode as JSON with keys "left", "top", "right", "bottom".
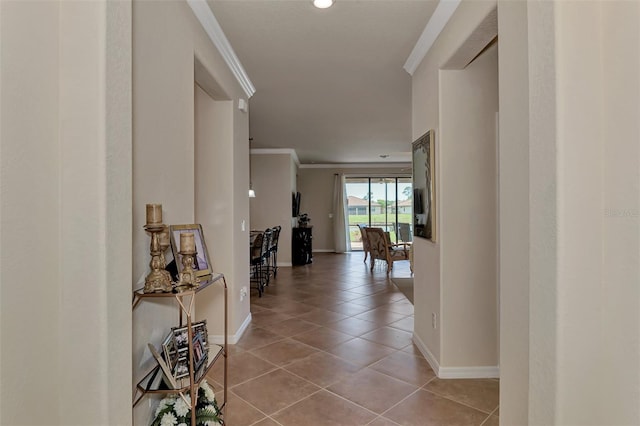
{"left": 158, "top": 226, "right": 171, "bottom": 267}
{"left": 174, "top": 250, "right": 200, "bottom": 292}
{"left": 143, "top": 224, "right": 173, "bottom": 293}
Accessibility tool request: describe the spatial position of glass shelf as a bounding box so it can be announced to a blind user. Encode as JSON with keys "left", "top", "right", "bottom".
{"left": 134, "top": 343, "right": 224, "bottom": 402}
{"left": 132, "top": 272, "right": 225, "bottom": 308}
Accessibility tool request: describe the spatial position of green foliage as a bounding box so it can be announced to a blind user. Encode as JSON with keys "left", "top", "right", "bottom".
{"left": 402, "top": 186, "right": 412, "bottom": 199}
{"left": 196, "top": 408, "right": 222, "bottom": 425}
{"left": 347, "top": 213, "right": 412, "bottom": 225}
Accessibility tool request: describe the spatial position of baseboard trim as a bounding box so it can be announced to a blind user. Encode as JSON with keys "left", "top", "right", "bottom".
{"left": 412, "top": 332, "right": 441, "bottom": 375}
{"left": 209, "top": 312, "right": 252, "bottom": 345}
{"left": 276, "top": 262, "right": 292, "bottom": 267}
{"left": 312, "top": 249, "right": 334, "bottom": 253}
{"left": 412, "top": 332, "right": 500, "bottom": 379}
{"left": 438, "top": 365, "right": 500, "bottom": 379}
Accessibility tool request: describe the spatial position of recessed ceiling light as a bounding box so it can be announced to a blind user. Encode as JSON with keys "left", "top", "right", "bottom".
{"left": 313, "top": 0, "right": 334, "bottom": 9}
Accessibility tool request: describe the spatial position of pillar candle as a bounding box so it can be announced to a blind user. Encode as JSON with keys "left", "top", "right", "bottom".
{"left": 146, "top": 204, "right": 162, "bottom": 225}
{"left": 180, "top": 232, "right": 195, "bottom": 252}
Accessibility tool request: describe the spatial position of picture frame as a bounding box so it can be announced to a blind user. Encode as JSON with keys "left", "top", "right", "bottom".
{"left": 412, "top": 130, "right": 436, "bottom": 242}
{"left": 158, "top": 320, "right": 209, "bottom": 383}
{"left": 173, "top": 356, "right": 190, "bottom": 379}
{"left": 161, "top": 332, "right": 180, "bottom": 373}
{"left": 169, "top": 224, "right": 212, "bottom": 278}
{"left": 148, "top": 343, "right": 179, "bottom": 389}
{"left": 192, "top": 334, "right": 207, "bottom": 371}
{"left": 171, "top": 320, "right": 208, "bottom": 350}
{"left": 192, "top": 319, "right": 209, "bottom": 349}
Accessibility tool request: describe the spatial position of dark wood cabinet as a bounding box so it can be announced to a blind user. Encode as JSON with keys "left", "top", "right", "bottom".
{"left": 292, "top": 227, "right": 313, "bottom": 265}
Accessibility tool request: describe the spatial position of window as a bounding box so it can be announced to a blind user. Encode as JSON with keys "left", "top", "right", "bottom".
{"left": 345, "top": 177, "right": 412, "bottom": 249}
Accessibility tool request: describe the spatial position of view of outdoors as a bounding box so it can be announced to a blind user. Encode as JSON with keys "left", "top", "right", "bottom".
{"left": 345, "top": 177, "right": 412, "bottom": 249}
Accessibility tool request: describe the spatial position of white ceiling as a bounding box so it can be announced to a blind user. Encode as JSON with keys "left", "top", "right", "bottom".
{"left": 208, "top": 0, "right": 438, "bottom": 164}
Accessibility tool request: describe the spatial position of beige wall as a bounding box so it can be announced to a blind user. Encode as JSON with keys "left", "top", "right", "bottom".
{"left": 133, "top": 1, "right": 250, "bottom": 424}
{"left": 411, "top": 0, "right": 498, "bottom": 372}
{"left": 2, "top": 2, "right": 250, "bottom": 422}
{"left": 1, "top": 1, "right": 132, "bottom": 424}
{"left": 250, "top": 153, "right": 297, "bottom": 265}
{"left": 297, "top": 166, "right": 410, "bottom": 252}
{"left": 194, "top": 85, "right": 250, "bottom": 341}
{"left": 527, "top": 1, "right": 640, "bottom": 424}
{"left": 497, "top": 1, "right": 640, "bottom": 424}
{"left": 600, "top": 2, "right": 640, "bottom": 422}
{"left": 1, "top": 3, "right": 62, "bottom": 422}
{"left": 497, "top": 0, "right": 530, "bottom": 423}
{"left": 439, "top": 44, "right": 498, "bottom": 368}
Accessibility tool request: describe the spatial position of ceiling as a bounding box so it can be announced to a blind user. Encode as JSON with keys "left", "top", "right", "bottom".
{"left": 208, "top": 0, "right": 438, "bottom": 165}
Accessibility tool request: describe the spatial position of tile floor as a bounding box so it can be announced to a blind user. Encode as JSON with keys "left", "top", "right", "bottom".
{"left": 208, "top": 253, "right": 499, "bottom": 426}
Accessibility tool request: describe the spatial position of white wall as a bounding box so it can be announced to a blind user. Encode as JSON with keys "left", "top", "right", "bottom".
{"left": 410, "top": 0, "right": 498, "bottom": 373}
{"left": 439, "top": 44, "right": 498, "bottom": 368}
{"left": 1, "top": 1, "right": 132, "bottom": 424}
{"left": 133, "top": 1, "right": 250, "bottom": 423}
{"left": 250, "top": 152, "right": 297, "bottom": 265}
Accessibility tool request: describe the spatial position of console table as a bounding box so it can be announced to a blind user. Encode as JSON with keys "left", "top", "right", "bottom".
{"left": 292, "top": 227, "right": 312, "bottom": 265}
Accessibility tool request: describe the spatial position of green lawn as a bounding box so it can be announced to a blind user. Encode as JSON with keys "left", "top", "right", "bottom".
{"left": 348, "top": 213, "right": 412, "bottom": 244}
{"left": 348, "top": 213, "right": 412, "bottom": 226}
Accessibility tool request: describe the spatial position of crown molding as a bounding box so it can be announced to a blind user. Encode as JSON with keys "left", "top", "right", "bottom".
{"left": 298, "top": 162, "right": 410, "bottom": 169}
{"left": 187, "top": 0, "right": 256, "bottom": 98}
{"left": 403, "top": 0, "right": 461, "bottom": 75}
{"left": 250, "top": 148, "right": 300, "bottom": 166}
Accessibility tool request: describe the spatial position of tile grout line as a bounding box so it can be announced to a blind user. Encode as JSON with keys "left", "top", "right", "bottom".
{"left": 366, "top": 363, "right": 436, "bottom": 388}
{"left": 420, "top": 386, "right": 499, "bottom": 416}
{"left": 377, "top": 387, "right": 424, "bottom": 419}
{"left": 235, "top": 349, "right": 414, "bottom": 417}
{"left": 243, "top": 256, "right": 440, "bottom": 423}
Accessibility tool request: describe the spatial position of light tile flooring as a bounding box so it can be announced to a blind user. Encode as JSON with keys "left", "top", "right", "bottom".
{"left": 208, "top": 253, "right": 499, "bottom": 426}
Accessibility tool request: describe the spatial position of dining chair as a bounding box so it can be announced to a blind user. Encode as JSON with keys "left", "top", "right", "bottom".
{"left": 249, "top": 229, "right": 272, "bottom": 296}
{"left": 397, "top": 222, "right": 413, "bottom": 243}
{"left": 267, "top": 225, "right": 281, "bottom": 278}
{"left": 250, "top": 232, "right": 265, "bottom": 297}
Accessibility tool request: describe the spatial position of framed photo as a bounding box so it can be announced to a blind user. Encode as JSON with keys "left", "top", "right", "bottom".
{"left": 192, "top": 334, "right": 207, "bottom": 371}
{"left": 171, "top": 320, "right": 208, "bottom": 351}
{"left": 173, "top": 356, "right": 190, "bottom": 379}
{"left": 192, "top": 319, "right": 209, "bottom": 349}
{"left": 169, "top": 224, "right": 212, "bottom": 278}
{"left": 162, "top": 332, "right": 179, "bottom": 373}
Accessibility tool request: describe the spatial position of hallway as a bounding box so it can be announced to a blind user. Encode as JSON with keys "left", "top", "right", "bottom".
{"left": 208, "top": 253, "right": 499, "bottom": 425}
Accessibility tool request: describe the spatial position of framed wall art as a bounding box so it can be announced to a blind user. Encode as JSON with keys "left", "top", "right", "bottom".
{"left": 412, "top": 130, "right": 436, "bottom": 241}
{"left": 169, "top": 224, "right": 212, "bottom": 278}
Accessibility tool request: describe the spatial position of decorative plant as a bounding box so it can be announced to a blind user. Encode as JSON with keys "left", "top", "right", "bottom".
{"left": 298, "top": 213, "right": 310, "bottom": 227}
{"left": 151, "top": 380, "right": 223, "bottom": 426}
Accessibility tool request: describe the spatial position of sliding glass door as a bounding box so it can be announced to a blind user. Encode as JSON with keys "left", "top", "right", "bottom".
{"left": 345, "top": 176, "right": 412, "bottom": 250}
